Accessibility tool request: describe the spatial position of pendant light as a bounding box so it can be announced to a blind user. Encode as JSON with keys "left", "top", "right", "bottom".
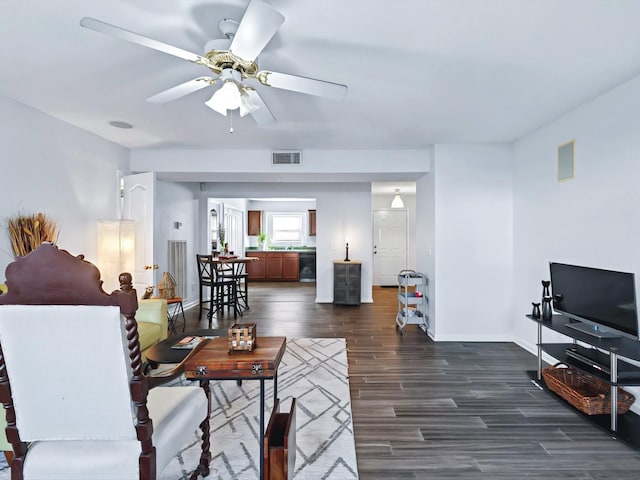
{"left": 391, "top": 188, "right": 404, "bottom": 208}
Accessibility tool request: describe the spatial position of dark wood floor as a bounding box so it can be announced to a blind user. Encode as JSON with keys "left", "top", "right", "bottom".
{"left": 181, "top": 283, "right": 640, "bottom": 479}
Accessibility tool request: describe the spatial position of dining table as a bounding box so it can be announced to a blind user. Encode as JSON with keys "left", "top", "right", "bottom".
{"left": 212, "top": 255, "right": 259, "bottom": 313}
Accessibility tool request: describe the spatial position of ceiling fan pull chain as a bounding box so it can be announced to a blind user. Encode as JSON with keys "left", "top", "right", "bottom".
{"left": 229, "top": 110, "right": 234, "bottom": 134}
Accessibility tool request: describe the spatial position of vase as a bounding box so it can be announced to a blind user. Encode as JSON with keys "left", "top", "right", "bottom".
{"left": 542, "top": 280, "right": 551, "bottom": 299}
{"left": 531, "top": 302, "right": 541, "bottom": 319}
{"left": 541, "top": 296, "right": 552, "bottom": 321}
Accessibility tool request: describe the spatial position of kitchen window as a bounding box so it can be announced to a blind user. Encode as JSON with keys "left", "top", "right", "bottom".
{"left": 267, "top": 213, "right": 304, "bottom": 246}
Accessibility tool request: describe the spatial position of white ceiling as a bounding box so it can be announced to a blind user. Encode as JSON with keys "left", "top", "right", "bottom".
{"left": 2, "top": 0, "right": 640, "bottom": 151}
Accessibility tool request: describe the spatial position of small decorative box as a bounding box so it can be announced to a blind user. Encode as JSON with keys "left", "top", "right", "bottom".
{"left": 228, "top": 323, "right": 257, "bottom": 352}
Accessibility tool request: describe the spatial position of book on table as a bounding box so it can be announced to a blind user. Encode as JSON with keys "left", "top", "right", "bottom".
{"left": 171, "top": 335, "right": 219, "bottom": 349}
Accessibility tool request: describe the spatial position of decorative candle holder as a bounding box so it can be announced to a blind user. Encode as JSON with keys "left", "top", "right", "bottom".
{"left": 344, "top": 242, "right": 350, "bottom": 262}
{"left": 531, "top": 302, "right": 541, "bottom": 319}
{"left": 542, "top": 296, "right": 553, "bottom": 321}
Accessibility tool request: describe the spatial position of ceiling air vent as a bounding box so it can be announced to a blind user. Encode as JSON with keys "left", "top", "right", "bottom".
{"left": 272, "top": 151, "right": 302, "bottom": 165}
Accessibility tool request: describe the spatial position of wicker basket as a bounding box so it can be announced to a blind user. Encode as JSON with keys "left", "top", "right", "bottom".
{"left": 228, "top": 323, "right": 257, "bottom": 352}
{"left": 542, "top": 363, "right": 635, "bottom": 415}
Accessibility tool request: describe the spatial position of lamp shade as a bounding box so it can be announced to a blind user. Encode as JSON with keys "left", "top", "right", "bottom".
{"left": 205, "top": 80, "right": 242, "bottom": 116}
{"left": 391, "top": 189, "right": 404, "bottom": 208}
{"left": 239, "top": 89, "right": 259, "bottom": 117}
{"left": 97, "top": 220, "right": 135, "bottom": 293}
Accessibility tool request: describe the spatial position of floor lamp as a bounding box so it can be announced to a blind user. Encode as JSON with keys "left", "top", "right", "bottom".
{"left": 97, "top": 219, "right": 135, "bottom": 293}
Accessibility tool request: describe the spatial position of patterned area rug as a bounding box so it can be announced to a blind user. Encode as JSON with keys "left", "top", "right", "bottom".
{"left": 0, "top": 338, "right": 358, "bottom": 480}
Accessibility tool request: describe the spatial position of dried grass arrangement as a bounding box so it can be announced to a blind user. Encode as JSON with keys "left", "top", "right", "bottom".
{"left": 6, "top": 213, "right": 59, "bottom": 257}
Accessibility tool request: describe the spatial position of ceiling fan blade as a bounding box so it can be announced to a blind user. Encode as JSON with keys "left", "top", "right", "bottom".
{"left": 147, "top": 77, "right": 215, "bottom": 103}
{"left": 258, "top": 71, "right": 347, "bottom": 100}
{"left": 229, "top": 0, "right": 284, "bottom": 62}
{"left": 244, "top": 89, "right": 275, "bottom": 125}
{"left": 80, "top": 17, "right": 205, "bottom": 64}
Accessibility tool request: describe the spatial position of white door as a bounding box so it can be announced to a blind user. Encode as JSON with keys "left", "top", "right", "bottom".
{"left": 123, "top": 172, "right": 156, "bottom": 292}
{"left": 373, "top": 209, "right": 407, "bottom": 286}
{"left": 225, "top": 206, "right": 244, "bottom": 255}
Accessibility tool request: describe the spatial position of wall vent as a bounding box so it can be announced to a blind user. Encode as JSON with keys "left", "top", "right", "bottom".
{"left": 272, "top": 151, "right": 302, "bottom": 165}
{"left": 168, "top": 240, "right": 187, "bottom": 298}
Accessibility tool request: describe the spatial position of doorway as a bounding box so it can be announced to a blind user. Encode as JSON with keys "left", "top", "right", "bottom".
{"left": 373, "top": 209, "right": 408, "bottom": 286}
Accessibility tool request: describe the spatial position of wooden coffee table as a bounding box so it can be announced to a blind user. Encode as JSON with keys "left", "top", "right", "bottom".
{"left": 144, "top": 328, "right": 227, "bottom": 370}
{"left": 184, "top": 336, "right": 287, "bottom": 480}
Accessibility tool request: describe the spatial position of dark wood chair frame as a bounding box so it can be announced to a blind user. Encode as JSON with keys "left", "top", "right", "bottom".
{"left": 0, "top": 243, "right": 211, "bottom": 480}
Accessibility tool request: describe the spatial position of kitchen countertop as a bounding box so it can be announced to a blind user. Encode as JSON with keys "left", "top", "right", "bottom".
{"left": 245, "top": 249, "right": 316, "bottom": 252}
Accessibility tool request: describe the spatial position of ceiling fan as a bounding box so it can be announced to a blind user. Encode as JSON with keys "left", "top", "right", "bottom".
{"left": 80, "top": 0, "right": 348, "bottom": 125}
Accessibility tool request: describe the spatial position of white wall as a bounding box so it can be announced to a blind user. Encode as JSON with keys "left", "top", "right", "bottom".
{"left": 198, "top": 182, "right": 373, "bottom": 303}
{"left": 513, "top": 73, "right": 640, "bottom": 413}
{"left": 0, "top": 95, "right": 128, "bottom": 277}
{"left": 132, "top": 147, "right": 431, "bottom": 305}
{"left": 131, "top": 148, "right": 430, "bottom": 177}
{"left": 430, "top": 144, "right": 514, "bottom": 341}
{"left": 416, "top": 173, "right": 435, "bottom": 336}
{"left": 155, "top": 180, "right": 199, "bottom": 302}
{"left": 513, "top": 73, "right": 640, "bottom": 353}
{"left": 317, "top": 186, "right": 373, "bottom": 303}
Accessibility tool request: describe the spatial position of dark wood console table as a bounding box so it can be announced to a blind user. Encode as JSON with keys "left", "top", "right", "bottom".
{"left": 528, "top": 314, "right": 640, "bottom": 434}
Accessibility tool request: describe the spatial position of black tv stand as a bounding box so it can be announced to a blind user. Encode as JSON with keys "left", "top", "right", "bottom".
{"left": 528, "top": 314, "right": 640, "bottom": 434}
{"left": 564, "top": 345, "right": 612, "bottom": 374}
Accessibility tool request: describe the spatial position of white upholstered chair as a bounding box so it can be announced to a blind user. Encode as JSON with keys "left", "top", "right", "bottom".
{"left": 0, "top": 244, "right": 211, "bottom": 479}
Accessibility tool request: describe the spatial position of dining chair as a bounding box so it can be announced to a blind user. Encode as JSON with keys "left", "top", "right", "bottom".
{"left": 215, "top": 260, "right": 249, "bottom": 314}
{"left": 196, "top": 254, "right": 238, "bottom": 325}
{"left": 196, "top": 254, "right": 214, "bottom": 319}
{"left": 0, "top": 243, "right": 211, "bottom": 480}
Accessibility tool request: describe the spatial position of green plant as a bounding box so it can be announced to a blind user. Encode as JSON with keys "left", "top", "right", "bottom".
{"left": 218, "top": 223, "right": 226, "bottom": 247}
{"left": 258, "top": 231, "right": 266, "bottom": 244}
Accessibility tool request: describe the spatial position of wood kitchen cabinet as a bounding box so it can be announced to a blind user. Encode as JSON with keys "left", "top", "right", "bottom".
{"left": 247, "top": 210, "right": 262, "bottom": 236}
{"left": 308, "top": 209, "right": 316, "bottom": 236}
{"left": 246, "top": 252, "right": 266, "bottom": 280}
{"left": 245, "top": 251, "right": 299, "bottom": 281}
{"left": 265, "top": 253, "right": 283, "bottom": 280}
{"left": 282, "top": 253, "right": 300, "bottom": 281}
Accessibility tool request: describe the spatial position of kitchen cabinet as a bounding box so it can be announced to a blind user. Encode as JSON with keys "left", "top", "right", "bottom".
{"left": 247, "top": 210, "right": 262, "bottom": 236}
{"left": 245, "top": 251, "right": 300, "bottom": 281}
{"left": 266, "top": 253, "right": 283, "bottom": 280}
{"left": 308, "top": 209, "right": 316, "bottom": 236}
{"left": 282, "top": 253, "right": 300, "bottom": 281}
{"left": 246, "top": 252, "right": 266, "bottom": 280}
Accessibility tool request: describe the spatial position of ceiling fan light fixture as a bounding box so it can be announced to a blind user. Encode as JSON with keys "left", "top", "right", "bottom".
{"left": 81, "top": 4, "right": 348, "bottom": 128}
{"left": 391, "top": 189, "right": 404, "bottom": 208}
{"left": 239, "top": 89, "right": 260, "bottom": 117}
{"left": 205, "top": 79, "right": 242, "bottom": 115}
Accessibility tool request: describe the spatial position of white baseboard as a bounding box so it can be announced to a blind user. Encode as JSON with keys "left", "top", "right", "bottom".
{"left": 432, "top": 333, "right": 514, "bottom": 342}
{"left": 316, "top": 297, "right": 333, "bottom": 303}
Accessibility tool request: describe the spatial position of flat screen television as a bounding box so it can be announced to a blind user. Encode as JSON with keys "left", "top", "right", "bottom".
{"left": 549, "top": 262, "right": 639, "bottom": 340}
